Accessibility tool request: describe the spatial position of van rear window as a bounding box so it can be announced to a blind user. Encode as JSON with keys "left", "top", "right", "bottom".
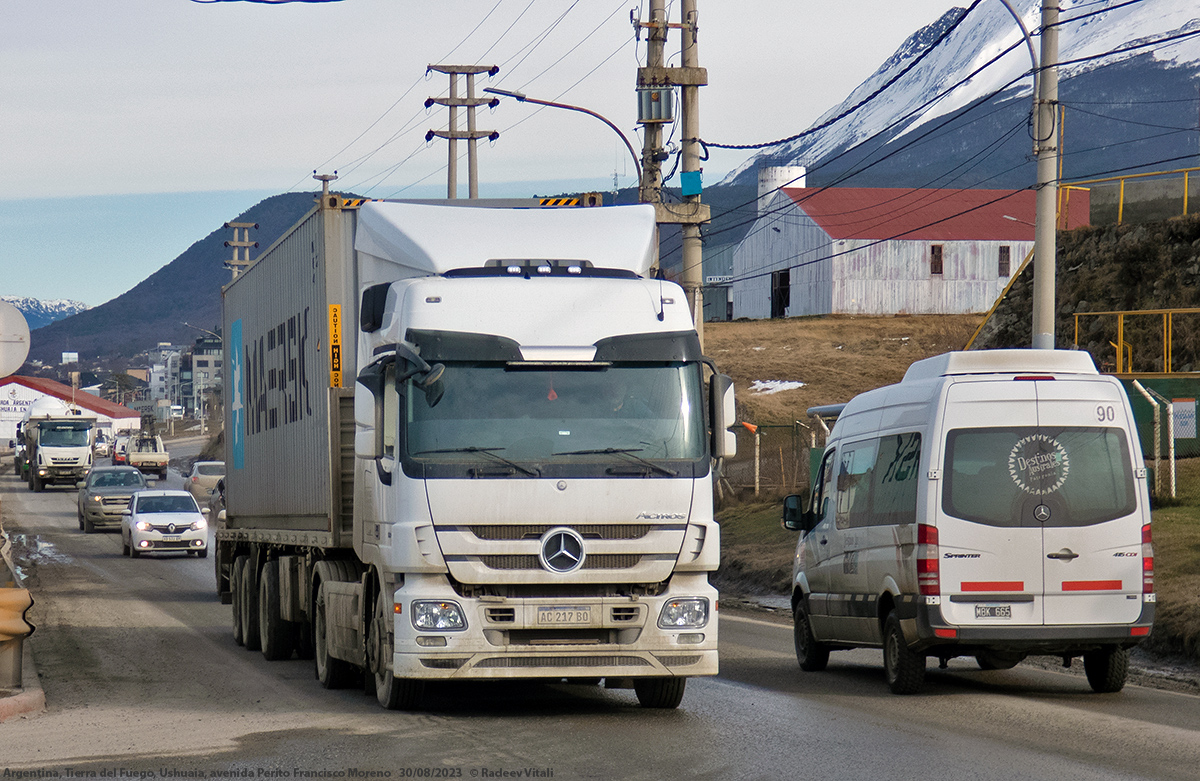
{"left": 943, "top": 427, "right": 1137, "bottom": 527}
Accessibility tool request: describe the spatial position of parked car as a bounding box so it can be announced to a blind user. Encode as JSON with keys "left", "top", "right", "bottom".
{"left": 121, "top": 490, "right": 209, "bottom": 558}
{"left": 185, "top": 460, "right": 225, "bottom": 503}
{"left": 77, "top": 466, "right": 149, "bottom": 534}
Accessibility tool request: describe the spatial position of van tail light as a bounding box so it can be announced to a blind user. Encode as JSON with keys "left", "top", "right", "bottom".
{"left": 917, "top": 524, "right": 940, "bottom": 596}
{"left": 1142, "top": 523, "right": 1154, "bottom": 594}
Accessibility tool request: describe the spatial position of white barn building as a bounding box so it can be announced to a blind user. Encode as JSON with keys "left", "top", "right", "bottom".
{"left": 731, "top": 187, "right": 1089, "bottom": 319}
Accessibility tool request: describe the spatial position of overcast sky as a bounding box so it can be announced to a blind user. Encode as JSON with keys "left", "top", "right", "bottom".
{"left": 2, "top": 0, "right": 956, "bottom": 306}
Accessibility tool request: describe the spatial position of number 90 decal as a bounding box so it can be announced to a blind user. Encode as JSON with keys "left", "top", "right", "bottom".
{"left": 1096, "top": 405, "right": 1116, "bottom": 422}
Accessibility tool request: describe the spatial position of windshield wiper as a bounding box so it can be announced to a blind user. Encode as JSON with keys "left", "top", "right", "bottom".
{"left": 413, "top": 447, "right": 539, "bottom": 477}
{"left": 552, "top": 447, "right": 677, "bottom": 477}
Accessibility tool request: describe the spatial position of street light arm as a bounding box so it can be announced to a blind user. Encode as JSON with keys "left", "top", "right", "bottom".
{"left": 484, "top": 88, "right": 643, "bottom": 185}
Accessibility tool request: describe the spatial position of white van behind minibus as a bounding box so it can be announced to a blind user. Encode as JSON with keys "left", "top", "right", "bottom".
{"left": 782, "top": 350, "right": 1155, "bottom": 694}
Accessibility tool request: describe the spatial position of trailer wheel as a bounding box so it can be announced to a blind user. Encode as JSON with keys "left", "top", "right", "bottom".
{"left": 314, "top": 580, "right": 355, "bottom": 689}
{"left": 633, "top": 677, "right": 686, "bottom": 709}
{"left": 370, "top": 582, "right": 423, "bottom": 710}
{"left": 231, "top": 555, "right": 246, "bottom": 646}
{"left": 240, "top": 557, "right": 262, "bottom": 652}
{"left": 215, "top": 547, "right": 232, "bottom": 604}
{"left": 258, "top": 560, "right": 294, "bottom": 661}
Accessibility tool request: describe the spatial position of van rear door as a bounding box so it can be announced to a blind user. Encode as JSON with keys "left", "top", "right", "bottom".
{"left": 1032, "top": 378, "right": 1143, "bottom": 625}
{"left": 938, "top": 380, "right": 1045, "bottom": 627}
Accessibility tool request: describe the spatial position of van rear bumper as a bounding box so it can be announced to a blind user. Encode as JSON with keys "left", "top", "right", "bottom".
{"left": 916, "top": 601, "right": 1155, "bottom": 654}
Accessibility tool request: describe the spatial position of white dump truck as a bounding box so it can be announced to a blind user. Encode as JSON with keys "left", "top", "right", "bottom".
{"left": 217, "top": 195, "right": 736, "bottom": 710}
{"left": 22, "top": 397, "right": 95, "bottom": 492}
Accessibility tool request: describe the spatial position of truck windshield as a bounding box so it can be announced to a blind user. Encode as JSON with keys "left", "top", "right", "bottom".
{"left": 404, "top": 362, "right": 705, "bottom": 476}
{"left": 38, "top": 424, "right": 91, "bottom": 447}
{"left": 942, "top": 426, "right": 1137, "bottom": 527}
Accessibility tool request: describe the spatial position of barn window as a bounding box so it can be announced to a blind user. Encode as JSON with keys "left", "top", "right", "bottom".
{"left": 998, "top": 246, "right": 1011, "bottom": 277}
{"left": 930, "top": 245, "right": 944, "bottom": 276}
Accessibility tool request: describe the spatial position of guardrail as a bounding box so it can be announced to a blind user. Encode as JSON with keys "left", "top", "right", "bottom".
{"left": 1, "top": 518, "right": 35, "bottom": 692}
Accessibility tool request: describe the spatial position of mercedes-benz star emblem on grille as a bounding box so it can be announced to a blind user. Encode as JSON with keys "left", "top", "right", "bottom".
{"left": 538, "top": 527, "right": 585, "bottom": 573}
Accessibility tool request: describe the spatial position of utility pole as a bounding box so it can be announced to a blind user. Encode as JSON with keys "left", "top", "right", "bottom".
{"left": 223, "top": 221, "right": 258, "bottom": 279}
{"left": 1032, "top": 2, "right": 1060, "bottom": 350}
{"left": 635, "top": 0, "right": 710, "bottom": 346}
{"left": 426, "top": 65, "right": 500, "bottom": 199}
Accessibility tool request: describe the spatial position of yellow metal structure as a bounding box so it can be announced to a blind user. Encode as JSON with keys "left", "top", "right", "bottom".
{"left": 1074, "top": 308, "right": 1200, "bottom": 374}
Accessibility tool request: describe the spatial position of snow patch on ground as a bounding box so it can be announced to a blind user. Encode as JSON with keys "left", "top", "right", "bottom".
{"left": 750, "top": 380, "right": 806, "bottom": 395}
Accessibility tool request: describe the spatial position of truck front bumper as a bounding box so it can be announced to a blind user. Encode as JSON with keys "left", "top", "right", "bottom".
{"left": 390, "top": 572, "right": 718, "bottom": 680}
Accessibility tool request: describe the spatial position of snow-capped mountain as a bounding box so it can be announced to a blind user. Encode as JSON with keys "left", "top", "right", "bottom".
{"left": 722, "top": 0, "right": 1200, "bottom": 189}
{"left": 1, "top": 296, "right": 90, "bottom": 330}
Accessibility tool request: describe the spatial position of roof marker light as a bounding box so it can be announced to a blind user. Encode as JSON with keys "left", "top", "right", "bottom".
{"left": 537, "top": 264, "right": 552, "bottom": 275}
{"left": 506, "top": 265, "right": 522, "bottom": 275}
{"left": 567, "top": 265, "right": 582, "bottom": 275}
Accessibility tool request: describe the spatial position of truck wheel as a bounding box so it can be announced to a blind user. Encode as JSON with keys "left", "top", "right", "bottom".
{"left": 370, "top": 584, "right": 423, "bottom": 710}
{"left": 240, "top": 557, "right": 262, "bottom": 652}
{"left": 794, "top": 598, "right": 830, "bottom": 672}
{"left": 314, "top": 580, "right": 355, "bottom": 689}
{"left": 883, "top": 611, "right": 925, "bottom": 695}
{"left": 31, "top": 472, "right": 42, "bottom": 492}
{"left": 633, "top": 677, "right": 686, "bottom": 709}
{"left": 1084, "top": 646, "right": 1129, "bottom": 693}
{"left": 231, "top": 555, "right": 245, "bottom": 646}
{"left": 258, "top": 560, "right": 294, "bottom": 661}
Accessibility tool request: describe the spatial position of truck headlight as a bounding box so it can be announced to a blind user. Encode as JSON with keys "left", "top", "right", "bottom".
{"left": 411, "top": 601, "right": 466, "bottom": 631}
{"left": 658, "top": 598, "right": 709, "bottom": 629}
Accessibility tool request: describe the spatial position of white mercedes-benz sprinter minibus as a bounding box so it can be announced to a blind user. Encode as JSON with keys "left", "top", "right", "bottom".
{"left": 782, "top": 350, "right": 1155, "bottom": 694}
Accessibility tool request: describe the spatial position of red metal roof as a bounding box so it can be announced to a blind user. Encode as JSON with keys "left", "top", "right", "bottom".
{"left": 782, "top": 187, "right": 1090, "bottom": 241}
{"left": 1, "top": 376, "right": 141, "bottom": 420}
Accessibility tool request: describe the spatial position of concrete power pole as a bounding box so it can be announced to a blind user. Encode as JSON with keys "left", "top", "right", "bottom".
{"left": 1032, "top": 2, "right": 1060, "bottom": 350}
{"left": 426, "top": 65, "right": 500, "bottom": 199}
{"left": 636, "top": 0, "right": 710, "bottom": 347}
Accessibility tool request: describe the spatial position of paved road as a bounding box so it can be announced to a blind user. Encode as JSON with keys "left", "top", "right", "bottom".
{"left": 2, "top": 470, "right": 1199, "bottom": 780}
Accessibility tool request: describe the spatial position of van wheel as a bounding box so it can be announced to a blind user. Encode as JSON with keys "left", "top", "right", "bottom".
{"left": 794, "top": 599, "right": 830, "bottom": 671}
{"left": 883, "top": 611, "right": 925, "bottom": 695}
{"left": 976, "top": 650, "right": 1025, "bottom": 671}
{"left": 1083, "top": 646, "right": 1129, "bottom": 693}
{"left": 633, "top": 677, "right": 686, "bottom": 709}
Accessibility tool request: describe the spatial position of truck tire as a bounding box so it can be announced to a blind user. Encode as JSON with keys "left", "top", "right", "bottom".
{"left": 31, "top": 471, "right": 42, "bottom": 492}
{"left": 258, "top": 560, "right": 295, "bottom": 661}
{"left": 633, "top": 677, "right": 686, "bottom": 709}
{"left": 240, "top": 557, "right": 262, "bottom": 652}
{"left": 231, "top": 555, "right": 245, "bottom": 646}
{"left": 883, "top": 611, "right": 926, "bottom": 695}
{"left": 794, "top": 598, "right": 830, "bottom": 672}
{"left": 370, "top": 581, "right": 423, "bottom": 710}
{"left": 314, "top": 580, "right": 355, "bottom": 689}
{"left": 1084, "top": 646, "right": 1129, "bottom": 693}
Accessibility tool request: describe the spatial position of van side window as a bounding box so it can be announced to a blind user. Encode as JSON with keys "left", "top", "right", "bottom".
{"left": 836, "top": 433, "right": 921, "bottom": 528}
{"left": 811, "top": 449, "right": 837, "bottom": 527}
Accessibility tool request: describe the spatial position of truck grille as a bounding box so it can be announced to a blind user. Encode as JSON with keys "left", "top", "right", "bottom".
{"left": 474, "top": 655, "right": 651, "bottom": 669}
{"left": 478, "top": 554, "right": 642, "bottom": 571}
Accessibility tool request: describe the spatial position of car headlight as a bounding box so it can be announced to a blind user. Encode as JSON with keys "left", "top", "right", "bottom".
{"left": 191, "top": 518, "right": 207, "bottom": 531}
{"left": 411, "top": 601, "right": 466, "bottom": 631}
{"left": 658, "top": 598, "right": 709, "bottom": 629}
{"left": 90, "top": 495, "right": 103, "bottom": 502}
{"left": 135, "top": 520, "right": 152, "bottom": 531}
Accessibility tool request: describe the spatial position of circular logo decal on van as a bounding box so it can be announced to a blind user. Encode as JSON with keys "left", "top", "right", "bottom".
{"left": 1008, "top": 435, "right": 1069, "bottom": 495}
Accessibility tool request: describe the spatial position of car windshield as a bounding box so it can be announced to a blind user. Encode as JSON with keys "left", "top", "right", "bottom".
{"left": 137, "top": 495, "right": 198, "bottom": 514}
{"left": 39, "top": 423, "right": 91, "bottom": 447}
{"left": 93, "top": 472, "right": 144, "bottom": 488}
{"left": 404, "top": 362, "right": 705, "bottom": 467}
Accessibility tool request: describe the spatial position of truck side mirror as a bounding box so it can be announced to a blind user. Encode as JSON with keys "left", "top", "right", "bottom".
{"left": 709, "top": 373, "right": 737, "bottom": 459}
